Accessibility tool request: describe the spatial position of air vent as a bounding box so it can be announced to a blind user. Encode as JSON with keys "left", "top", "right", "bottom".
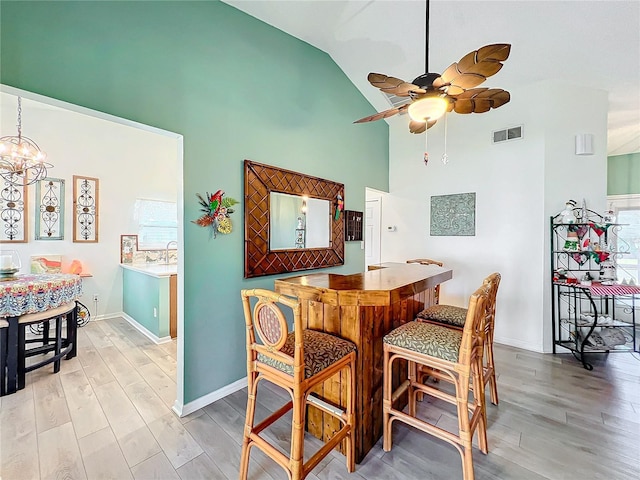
{"left": 492, "top": 125, "right": 523, "bottom": 144}
{"left": 382, "top": 92, "right": 409, "bottom": 113}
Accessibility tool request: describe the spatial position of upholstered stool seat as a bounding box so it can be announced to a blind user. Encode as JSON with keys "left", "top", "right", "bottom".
{"left": 258, "top": 329, "right": 356, "bottom": 378}
{"left": 417, "top": 304, "right": 468, "bottom": 328}
{"left": 384, "top": 322, "right": 462, "bottom": 363}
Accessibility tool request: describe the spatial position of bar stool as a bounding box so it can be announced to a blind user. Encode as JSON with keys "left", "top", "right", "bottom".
{"left": 17, "top": 301, "right": 77, "bottom": 389}
{"left": 383, "top": 282, "right": 491, "bottom": 480}
{"left": 240, "top": 289, "right": 356, "bottom": 480}
{"left": 407, "top": 259, "right": 444, "bottom": 304}
{"left": 416, "top": 273, "right": 501, "bottom": 404}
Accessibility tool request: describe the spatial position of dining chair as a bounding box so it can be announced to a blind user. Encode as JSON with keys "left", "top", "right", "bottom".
{"left": 383, "top": 282, "right": 491, "bottom": 480}
{"left": 416, "top": 273, "right": 501, "bottom": 404}
{"left": 239, "top": 289, "right": 356, "bottom": 480}
{"left": 406, "top": 258, "right": 445, "bottom": 304}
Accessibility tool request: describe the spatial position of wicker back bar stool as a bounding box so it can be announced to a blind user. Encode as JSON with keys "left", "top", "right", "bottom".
{"left": 239, "top": 289, "right": 356, "bottom": 480}
{"left": 417, "top": 273, "right": 501, "bottom": 404}
{"left": 383, "top": 282, "right": 491, "bottom": 480}
{"left": 406, "top": 259, "right": 445, "bottom": 304}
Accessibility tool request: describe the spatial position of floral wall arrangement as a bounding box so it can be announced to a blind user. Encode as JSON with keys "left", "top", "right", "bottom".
{"left": 193, "top": 190, "right": 239, "bottom": 238}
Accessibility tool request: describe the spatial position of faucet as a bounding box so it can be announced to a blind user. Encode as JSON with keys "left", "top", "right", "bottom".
{"left": 165, "top": 241, "right": 178, "bottom": 264}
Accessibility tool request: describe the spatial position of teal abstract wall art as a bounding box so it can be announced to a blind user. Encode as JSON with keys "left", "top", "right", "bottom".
{"left": 430, "top": 192, "right": 476, "bottom": 236}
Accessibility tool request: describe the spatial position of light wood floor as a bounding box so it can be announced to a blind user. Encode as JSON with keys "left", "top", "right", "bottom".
{"left": 1, "top": 317, "right": 639, "bottom": 480}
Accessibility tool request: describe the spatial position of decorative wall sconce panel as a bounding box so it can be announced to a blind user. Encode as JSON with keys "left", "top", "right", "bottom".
{"left": 73, "top": 175, "right": 99, "bottom": 243}
{"left": 0, "top": 174, "right": 28, "bottom": 243}
{"left": 35, "top": 177, "right": 65, "bottom": 240}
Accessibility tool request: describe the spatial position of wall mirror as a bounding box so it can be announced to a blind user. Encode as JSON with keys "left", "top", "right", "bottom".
{"left": 244, "top": 160, "right": 344, "bottom": 278}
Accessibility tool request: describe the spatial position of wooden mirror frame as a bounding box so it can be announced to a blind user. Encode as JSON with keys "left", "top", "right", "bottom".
{"left": 244, "top": 160, "right": 344, "bottom": 278}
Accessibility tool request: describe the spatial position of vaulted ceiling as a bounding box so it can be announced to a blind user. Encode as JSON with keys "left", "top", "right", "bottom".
{"left": 224, "top": 0, "right": 640, "bottom": 155}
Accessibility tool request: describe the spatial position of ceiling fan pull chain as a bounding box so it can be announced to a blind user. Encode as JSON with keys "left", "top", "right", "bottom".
{"left": 441, "top": 113, "right": 449, "bottom": 165}
{"left": 423, "top": 131, "right": 429, "bottom": 166}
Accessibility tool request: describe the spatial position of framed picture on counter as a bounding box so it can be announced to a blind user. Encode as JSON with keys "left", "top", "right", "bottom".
{"left": 121, "top": 234, "right": 138, "bottom": 264}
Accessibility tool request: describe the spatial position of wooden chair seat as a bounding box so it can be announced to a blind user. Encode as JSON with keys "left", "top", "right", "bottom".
{"left": 240, "top": 289, "right": 356, "bottom": 480}
{"left": 17, "top": 301, "right": 77, "bottom": 390}
{"left": 383, "top": 283, "right": 491, "bottom": 480}
{"left": 257, "top": 329, "right": 356, "bottom": 378}
{"left": 384, "top": 321, "right": 463, "bottom": 362}
{"left": 417, "top": 304, "right": 468, "bottom": 328}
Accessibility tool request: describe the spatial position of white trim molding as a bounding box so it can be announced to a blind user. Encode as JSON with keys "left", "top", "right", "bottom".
{"left": 119, "top": 312, "right": 172, "bottom": 344}
{"left": 173, "top": 376, "right": 248, "bottom": 417}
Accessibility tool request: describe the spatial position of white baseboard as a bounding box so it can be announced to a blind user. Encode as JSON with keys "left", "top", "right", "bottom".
{"left": 494, "top": 336, "right": 545, "bottom": 353}
{"left": 118, "top": 312, "right": 172, "bottom": 344}
{"left": 173, "top": 376, "right": 248, "bottom": 417}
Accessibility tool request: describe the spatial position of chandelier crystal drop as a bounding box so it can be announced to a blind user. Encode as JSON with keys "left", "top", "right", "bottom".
{"left": 0, "top": 96, "right": 51, "bottom": 186}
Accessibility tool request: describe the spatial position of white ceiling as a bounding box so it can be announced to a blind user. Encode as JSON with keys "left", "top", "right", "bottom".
{"left": 223, "top": 0, "right": 640, "bottom": 155}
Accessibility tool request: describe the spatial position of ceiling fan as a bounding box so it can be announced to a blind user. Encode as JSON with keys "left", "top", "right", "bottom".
{"left": 354, "top": 0, "right": 511, "bottom": 134}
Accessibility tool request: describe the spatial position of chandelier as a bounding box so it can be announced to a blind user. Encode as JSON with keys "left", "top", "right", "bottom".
{"left": 0, "top": 96, "right": 51, "bottom": 185}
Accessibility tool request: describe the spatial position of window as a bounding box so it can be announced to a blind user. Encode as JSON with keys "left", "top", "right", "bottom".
{"left": 135, "top": 199, "right": 177, "bottom": 249}
{"left": 607, "top": 194, "right": 640, "bottom": 284}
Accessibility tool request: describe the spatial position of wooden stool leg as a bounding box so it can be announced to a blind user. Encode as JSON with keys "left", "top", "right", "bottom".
{"left": 455, "top": 372, "right": 475, "bottom": 480}
{"left": 407, "top": 360, "right": 417, "bottom": 417}
{"left": 66, "top": 305, "right": 78, "bottom": 359}
{"left": 17, "top": 323, "right": 26, "bottom": 390}
{"left": 346, "top": 355, "right": 356, "bottom": 473}
{"left": 382, "top": 348, "right": 393, "bottom": 452}
{"left": 239, "top": 373, "right": 259, "bottom": 480}
{"left": 486, "top": 336, "right": 498, "bottom": 405}
{"left": 472, "top": 359, "right": 488, "bottom": 454}
{"left": 54, "top": 315, "right": 63, "bottom": 373}
{"left": 0, "top": 326, "right": 6, "bottom": 396}
{"left": 290, "top": 387, "right": 305, "bottom": 480}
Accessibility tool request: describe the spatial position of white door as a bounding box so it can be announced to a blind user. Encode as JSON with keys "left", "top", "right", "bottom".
{"left": 365, "top": 198, "right": 381, "bottom": 267}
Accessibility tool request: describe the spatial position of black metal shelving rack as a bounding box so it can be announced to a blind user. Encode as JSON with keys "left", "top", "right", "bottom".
{"left": 550, "top": 209, "right": 639, "bottom": 369}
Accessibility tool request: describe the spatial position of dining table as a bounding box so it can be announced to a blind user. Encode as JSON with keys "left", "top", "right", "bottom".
{"left": 1, "top": 273, "right": 83, "bottom": 395}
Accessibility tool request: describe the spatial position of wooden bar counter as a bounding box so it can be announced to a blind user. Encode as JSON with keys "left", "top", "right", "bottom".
{"left": 275, "top": 262, "right": 452, "bottom": 462}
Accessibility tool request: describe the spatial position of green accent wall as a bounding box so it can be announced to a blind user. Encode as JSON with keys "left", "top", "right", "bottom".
{"left": 122, "top": 269, "right": 170, "bottom": 339}
{"left": 1, "top": 1, "right": 389, "bottom": 403}
{"left": 608, "top": 153, "right": 640, "bottom": 195}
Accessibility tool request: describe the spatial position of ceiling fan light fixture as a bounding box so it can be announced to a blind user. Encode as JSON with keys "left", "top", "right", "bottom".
{"left": 408, "top": 96, "right": 448, "bottom": 122}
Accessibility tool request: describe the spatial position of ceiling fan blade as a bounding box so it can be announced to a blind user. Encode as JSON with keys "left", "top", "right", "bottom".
{"left": 451, "top": 88, "right": 511, "bottom": 114}
{"left": 368, "top": 73, "right": 424, "bottom": 97}
{"left": 448, "top": 73, "right": 487, "bottom": 90}
{"left": 437, "top": 43, "right": 511, "bottom": 89}
{"left": 444, "top": 85, "right": 465, "bottom": 96}
{"left": 452, "top": 87, "right": 489, "bottom": 99}
{"left": 477, "top": 43, "right": 511, "bottom": 62}
{"left": 354, "top": 104, "right": 409, "bottom": 124}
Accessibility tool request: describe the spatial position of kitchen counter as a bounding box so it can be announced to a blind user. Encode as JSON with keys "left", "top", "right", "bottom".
{"left": 120, "top": 263, "right": 177, "bottom": 278}
{"left": 120, "top": 264, "right": 177, "bottom": 341}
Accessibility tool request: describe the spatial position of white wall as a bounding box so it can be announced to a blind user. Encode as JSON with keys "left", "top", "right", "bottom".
{"left": 1, "top": 91, "right": 179, "bottom": 317}
{"left": 382, "top": 80, "right": 608, "bottom": 352}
